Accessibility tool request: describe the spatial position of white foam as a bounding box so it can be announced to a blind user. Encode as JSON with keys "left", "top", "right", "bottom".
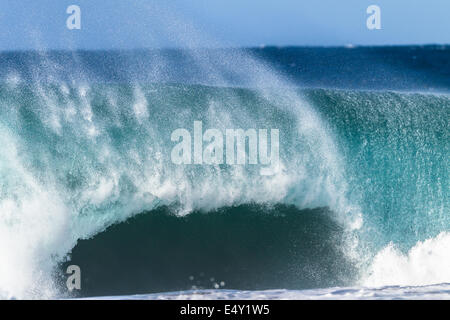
{"left": 81, "top": 284, "right": 450, "bottom": 300}
{"left": 364, "top": 232, "right": 450, "bottom": 287}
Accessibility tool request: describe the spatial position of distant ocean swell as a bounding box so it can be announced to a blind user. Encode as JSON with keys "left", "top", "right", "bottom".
{"left": 0, "top": 48, "right": 448, "bottom": 299}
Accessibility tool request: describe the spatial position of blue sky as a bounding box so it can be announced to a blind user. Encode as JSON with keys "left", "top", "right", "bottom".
{"left": 0, "top": 0, "right": 448, "bottom": 50}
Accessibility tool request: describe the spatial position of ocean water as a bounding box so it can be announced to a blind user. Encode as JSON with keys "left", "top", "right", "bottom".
{"left": 86, "top": 284, "right": 450, "bottom": 300}
{"left": 0, "top": 46, "right": 448, "bottom": 300}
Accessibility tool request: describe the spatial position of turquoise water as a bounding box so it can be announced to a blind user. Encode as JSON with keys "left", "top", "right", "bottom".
{"left": 0, "top": 48, "right": 448, "bottom": 299}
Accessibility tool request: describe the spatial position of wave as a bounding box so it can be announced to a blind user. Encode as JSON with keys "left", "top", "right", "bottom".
{"left": 0, "top": 64, "right": 448, "bottom": 299}
{"left": 0, "top": 80, "right": 359, "bottom": 298}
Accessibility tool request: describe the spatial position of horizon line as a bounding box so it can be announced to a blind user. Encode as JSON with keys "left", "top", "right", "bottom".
{"left": 0, "top": 43, "right": 449, "bottom": 54}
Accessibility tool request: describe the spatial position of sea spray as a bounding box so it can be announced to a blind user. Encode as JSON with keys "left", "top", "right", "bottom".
{"left": 0, "top": 68, "right": 356, "bottom": 298}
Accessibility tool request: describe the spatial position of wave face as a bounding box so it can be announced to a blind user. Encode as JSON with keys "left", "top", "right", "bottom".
{"left": 0, "top": 80, "right": 356, "bottom": 298}
{"left": 305, "top": 90, "right": 449, "bottom": 287}
{"left": 305, "top": 90, "right": 449, "bottom": 247}
{"left": 0, "top": 47, "right": 448, "bottom": 299}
